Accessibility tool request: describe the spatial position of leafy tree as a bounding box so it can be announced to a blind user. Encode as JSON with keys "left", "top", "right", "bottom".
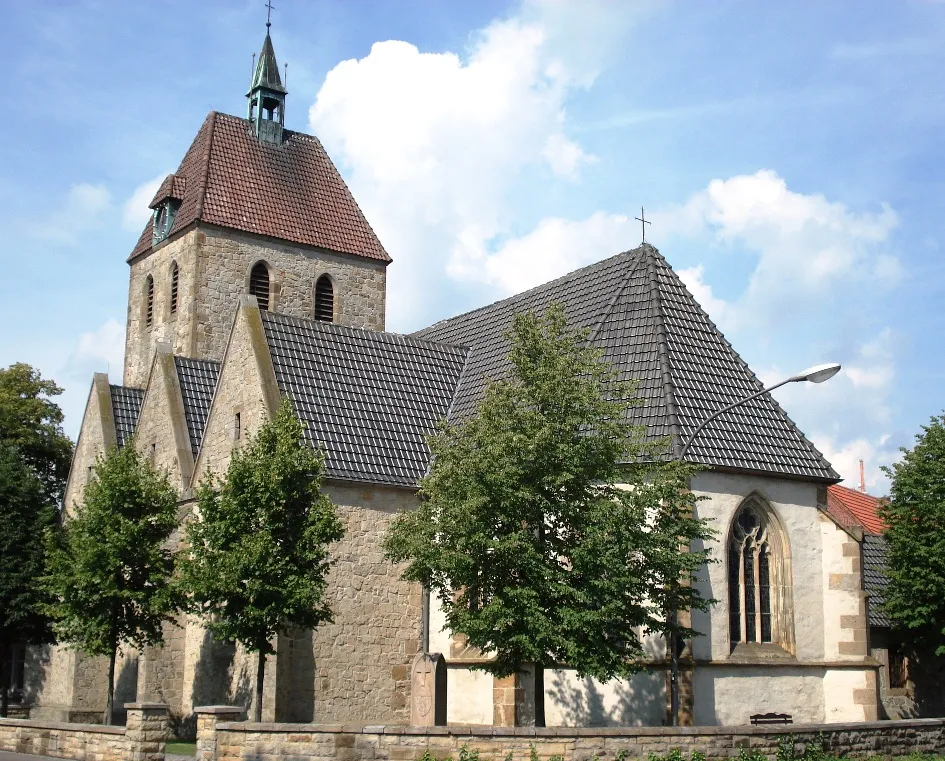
{"left": 44, "top": 444, "right": 179, "bottom": 725}
{"left": 178, "top": 398, "right": 344, "bottom": 722}
{"left": 0, "top": 445, "right": 59, "bottom": 717}
{"left": 0, "top": 363, "right": 74, "bottom": 503}
{"left": 880, "top": 413, "right": 945, "bottom": 656}
{"left": 384, "top": 303, "right": 714, "bottom": 725}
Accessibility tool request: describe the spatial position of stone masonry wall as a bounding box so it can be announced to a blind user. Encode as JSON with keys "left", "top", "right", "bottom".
{"left": 281, "top": 483, "right": 423, "bottom": 724}
{"left": 207, "top": 718, "right": 945, "bottom": 761}
{"left": 125, "top": 230, "right": 202, "bottom": 388}
{"left": 62, "top": 374, "right": 116, "bottom": 516}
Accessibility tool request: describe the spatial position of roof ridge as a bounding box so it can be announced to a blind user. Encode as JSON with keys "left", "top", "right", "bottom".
{"left": 194, "top": 111, "right": 218, "bottom": 221}
{"left": 261, "top": 310, "right": 470, "bottom": 353}
{"left": 586, "top": 248, "right": 646, "bottom": 345}
{"left": 415, "top": 247, "right": 643, "bottom": 335}
{"left": 644, "top": 249, "right": 683, "bottom": 459}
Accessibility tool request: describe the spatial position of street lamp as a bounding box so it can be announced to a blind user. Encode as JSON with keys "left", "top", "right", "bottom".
{"left": 667, "top": 361, "right": 841, "bottom": 726}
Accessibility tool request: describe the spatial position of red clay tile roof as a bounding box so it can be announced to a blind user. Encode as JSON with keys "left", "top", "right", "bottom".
{"left": 149, "top": 173, "right": 187, "bottom": 208}
{"left": 129, "top": 112, "right": 390, "bottom": 263}
{"left": 827, "top": 484, "right": 886, "bottom": 535}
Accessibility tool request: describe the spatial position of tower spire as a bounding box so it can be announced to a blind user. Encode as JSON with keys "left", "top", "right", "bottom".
{"left": 247, "top": 4, "right": 287, "bottom": 144}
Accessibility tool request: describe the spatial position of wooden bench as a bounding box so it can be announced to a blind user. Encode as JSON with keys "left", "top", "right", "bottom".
{"left": 750, "top": 712, "right": 793, "bottom": 725}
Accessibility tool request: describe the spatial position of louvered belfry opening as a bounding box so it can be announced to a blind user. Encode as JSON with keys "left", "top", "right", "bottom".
{"left": 170, "top": 262, "right": 179, "bottom": 315}
{"left": 145, "top": 276, "right": 154, "bottom": 328}
{"left": 314, "top": 275, "right": 334, "bottom": 323}
{"left": 249, "top": 262, "right": 270, "bottom": 311}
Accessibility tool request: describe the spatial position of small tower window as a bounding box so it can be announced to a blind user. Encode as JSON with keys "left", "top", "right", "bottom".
{"left": 145, "top": 276, "right": 154, "bottom": 329}
{"left": 314, "top": 275, "right": 334, "bottom": 323}
{"left": 170, "top": 262, "right": 179, "bottom": 315}
{"left": 249, "top": 262, "right": 270, "bottom": 311}
{"left": 233, "top": 412, "right": 242, "bottom": 441}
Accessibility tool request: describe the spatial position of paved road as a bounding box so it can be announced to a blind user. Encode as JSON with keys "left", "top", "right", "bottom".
{"left": 0, "top": 753, "right": 64, "bottom": 761}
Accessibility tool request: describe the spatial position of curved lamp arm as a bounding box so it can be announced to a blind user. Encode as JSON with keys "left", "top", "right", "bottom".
{"left": 677, "top": 362, "right": 841, "bottom": 461}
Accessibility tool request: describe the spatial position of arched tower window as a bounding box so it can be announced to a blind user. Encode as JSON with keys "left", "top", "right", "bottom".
{"left": 145, "top": 276, "right": 154, "bottom": 329}
{"left": 249, "top": 261, "right": 271, "bottom": 311}
{"left": 314, "top": 275, "right": 334, "bottom": 323}
{"left": 169, "top": 262, "right": 179, "bottom": 315}
{"left": 728, "top": 495, "right": 794, "bottom": 651}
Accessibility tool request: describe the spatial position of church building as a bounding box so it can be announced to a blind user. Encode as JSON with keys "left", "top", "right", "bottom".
{"left": 24, "top": 28, "right": 879, "bottom": 733}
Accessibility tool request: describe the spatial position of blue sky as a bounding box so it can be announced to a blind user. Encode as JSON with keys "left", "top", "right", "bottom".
{"left": 1, "top": 0, "right": 942, "bottom": 493}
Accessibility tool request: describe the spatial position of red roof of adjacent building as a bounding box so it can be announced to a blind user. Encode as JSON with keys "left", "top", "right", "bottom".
{"left": 129, "top": 111, "right": 390, "bottom": 264}
{"left": 827, "top": 483, "right": 886, "bottom": 535}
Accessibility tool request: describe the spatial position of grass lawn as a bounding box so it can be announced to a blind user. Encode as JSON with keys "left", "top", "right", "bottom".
{"left": 165, "top": 741, "right": 197, "bottom": 757}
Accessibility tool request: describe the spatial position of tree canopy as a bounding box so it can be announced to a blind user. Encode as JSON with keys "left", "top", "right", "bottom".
{"left": 384, "top": 303, "right": 714, "bottom": 722}
{"left": 178, "top": 398, "right": 344, "bottom": 721}
{"left": 0, "top": 363, "right": 73, "bottom": 503}
{"left": 44, "top": 443, "right": 179, "bottom": 724}
{"left": 880, "top": 413, "right": 945, "bottom": 656}
{"left": 0, "top": 444, "right": 59, "bottom": 716}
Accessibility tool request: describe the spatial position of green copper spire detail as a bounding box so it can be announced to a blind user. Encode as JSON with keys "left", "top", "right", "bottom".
{"left": 247, "top": 30, "right": 287, "bottom": 144}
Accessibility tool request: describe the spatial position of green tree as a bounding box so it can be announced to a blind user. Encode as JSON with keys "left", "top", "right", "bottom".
{"left": 0, "top": 363, "right": 74, "bottom": 504}
{"left": 178, "top": 398, "right": 344, "bottom": 722}
{"left": 44, "top": 444, "right": 179, "bottom": 725}
{"left": 880, "top": 413, "right": 945, "bottom": 655}
{"left": 0, "top": 445, "right": 59, "bottom": 717}
{"left": 384, "top": 303, "right": 714, "bottom": 725}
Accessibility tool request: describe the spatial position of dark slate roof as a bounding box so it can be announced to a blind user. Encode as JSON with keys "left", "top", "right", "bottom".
{"left": 863, "top": 534, "right": 891, "bottom": 627}
{"left": 129, "top": 112, "right": 389, "bottom": 263}
{"left": 413, "top": 244, "right": 839, "bottom": 482}
{"left": 108, "top": 385, "right": 144, "bottom": 448}
{"left": 260, "top": 311, "right": 468, "bottom": 486}
{"left": 174, "top": 357, "right": 221, "bottom": 458}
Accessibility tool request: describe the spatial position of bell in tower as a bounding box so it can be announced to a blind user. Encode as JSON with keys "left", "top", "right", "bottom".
{"left": 247, "top": 20, "right": 286, "bottom": 144}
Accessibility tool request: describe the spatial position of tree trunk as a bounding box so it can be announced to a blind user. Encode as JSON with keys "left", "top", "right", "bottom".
{"left": 0, "top": 642, "right": 8, "bottom": 719}
{"left": 254, "top": 651, "right": 266, "bottom": 723}
{"left": 105, "top": 644, "right": 117, "bottom": 726}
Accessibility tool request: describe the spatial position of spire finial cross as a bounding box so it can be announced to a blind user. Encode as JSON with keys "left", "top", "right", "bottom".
{"left": 265, "top": 0, "right": 275, "bottom": 28}
{"left": 635, "top": 206, "right": 652, "bottom": 244}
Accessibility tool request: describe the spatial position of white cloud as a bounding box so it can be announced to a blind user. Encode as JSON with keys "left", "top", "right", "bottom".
{"left": 653, "top": 169, "right": 899, "bottom": 330}
{"left": 309, "top": 0, "right": 646, "bottom": 326}
{"left": 36, "top": 183, "right": 111, "bottom": 243}
{"left": 122, "top": 173, "right": 167, "bottom": 232}
{"left": 61, "top": 319, "right": 126, "bottom": 380}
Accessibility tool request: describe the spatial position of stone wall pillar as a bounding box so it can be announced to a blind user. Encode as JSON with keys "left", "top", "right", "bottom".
{"left": 125, "top": 702, "right": 169, "bottom": 761}
{"left": 195, "top": 706, "right": 245, "bottom": 761}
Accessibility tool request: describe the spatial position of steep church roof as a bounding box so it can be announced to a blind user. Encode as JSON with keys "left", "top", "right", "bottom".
{"left": 174, "top": 356, "right": 221, "bottom": 458}
{"left": 108, "top": 385, "right": 144, "bottom": 448}
{"left": 260, "top": 311, "right": 468, "bottom": 486}
{"left": 415, "top": 244, "right": 839, "bottom": 483}
{"left": 129, "top": 112, "right": 390, "bottom": 264}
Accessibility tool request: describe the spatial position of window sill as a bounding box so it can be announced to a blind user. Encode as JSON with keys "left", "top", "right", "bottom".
{"left": 728, "top": 642, "right": 795, "bottom": 663}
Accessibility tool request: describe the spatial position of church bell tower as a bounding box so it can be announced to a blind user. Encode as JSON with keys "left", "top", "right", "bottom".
{"left": 246, "top": 20, "right": 286, "bottom": 145}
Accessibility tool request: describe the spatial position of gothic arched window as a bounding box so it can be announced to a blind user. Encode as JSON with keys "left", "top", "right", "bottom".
{"left": 169, "top": 262, "right": 179, "bottom": 315}
{"left": 728, "top": 495, "right": 794, "bottom": 651}
{"left": 314, "top": 275, "right": 334, "bottom": 323}
{"left": 145, "top": 275, "right": 155, "bottom": 329}
{"left": 249, "top": 261, "right": 270, "bottom": 311}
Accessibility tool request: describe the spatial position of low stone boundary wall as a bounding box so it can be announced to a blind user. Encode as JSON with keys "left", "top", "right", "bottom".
{"left": 201, "top": 717, "right": 945, "bottom": 761}
{"left": 0, "top": 702, "right": 169, "bottom": 761}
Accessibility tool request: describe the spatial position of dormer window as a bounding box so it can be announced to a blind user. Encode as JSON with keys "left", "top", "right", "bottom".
{"left": 152, "top": 200, "right": 180, "bottom": 245}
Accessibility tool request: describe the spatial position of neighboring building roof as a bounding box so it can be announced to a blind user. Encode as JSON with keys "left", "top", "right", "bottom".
{"left": 863, "top": 534, "right": 892, "bottom": 627}
{"left": 109, "top": 385, "right": 144, "bottom": 448}
{"left": 129, "top": 112, "right": 390, "bottom": 264}
{"left": 827, "top": 484, "right": 886, "bottom": 535}
{"left": 174, "top": 357, "right": 221, "bottom": 458}
{"left": 414, "top": 244, "right": 839, "bottom": 482}
{"left": 260, "top": 311, "right": 468, "bottom": 486}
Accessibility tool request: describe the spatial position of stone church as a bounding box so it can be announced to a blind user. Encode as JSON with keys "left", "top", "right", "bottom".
{"left": 23, "top": 29, "right": 880, "bottom": 732}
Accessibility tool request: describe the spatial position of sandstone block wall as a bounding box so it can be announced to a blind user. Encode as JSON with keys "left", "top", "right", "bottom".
{"left": 206, "top": 718, "right": 945, "bottom": 761}
{"left": 62, "top": 374, "right": 117, "bottom": 516}
{"left": 125, "top": 224, "right": 387, "bottom": 389}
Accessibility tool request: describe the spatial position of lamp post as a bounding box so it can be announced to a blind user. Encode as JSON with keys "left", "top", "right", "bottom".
{"left": 666, "top": 362, "right": 841, "bottom": 726}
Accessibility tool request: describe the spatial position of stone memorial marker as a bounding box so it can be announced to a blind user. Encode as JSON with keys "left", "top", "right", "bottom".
{"left": 410, "top": 651, "right": 447, "bottom": 726}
